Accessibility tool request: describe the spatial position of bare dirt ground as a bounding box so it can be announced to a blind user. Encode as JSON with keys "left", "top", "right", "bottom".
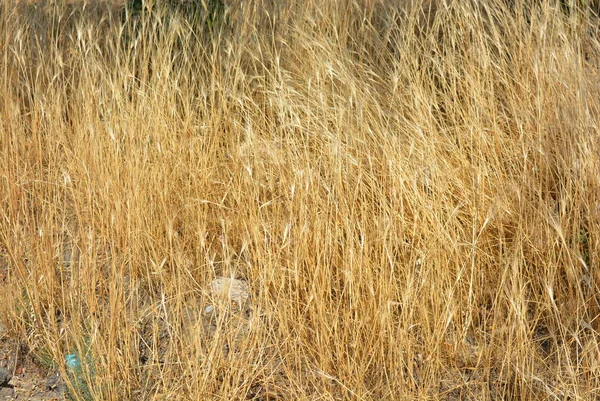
{"left": 0, "top": 255, "right": 65, "bottom": 401}
{"left": 0, "top": 333, "right": 65, "bottom": 401}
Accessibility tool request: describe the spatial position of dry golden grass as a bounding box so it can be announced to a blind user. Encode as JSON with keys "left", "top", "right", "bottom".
{"left": 1, "top": 0, "right": 600, "bottom": 399}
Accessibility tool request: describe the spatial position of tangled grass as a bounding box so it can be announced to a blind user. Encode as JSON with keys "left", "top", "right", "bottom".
{"left": 1, "top": 0, "right": 599, "bottom": 399}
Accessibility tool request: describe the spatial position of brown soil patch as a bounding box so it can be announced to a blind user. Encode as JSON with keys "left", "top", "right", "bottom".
{"left": 0, "top": 321, "right": 65, "bottom": 401}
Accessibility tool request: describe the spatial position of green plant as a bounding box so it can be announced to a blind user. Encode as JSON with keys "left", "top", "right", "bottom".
{"left": 578, "top": 228, "right": 591, "bottom": 267}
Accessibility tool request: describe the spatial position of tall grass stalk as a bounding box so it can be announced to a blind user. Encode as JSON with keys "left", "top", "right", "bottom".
{"left": 1, "top": 0, "right": 599, "bottom": 399}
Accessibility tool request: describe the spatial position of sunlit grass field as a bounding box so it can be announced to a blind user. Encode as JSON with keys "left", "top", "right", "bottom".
{"left": 1, "top": 0, "right": 599, "bottom": 399}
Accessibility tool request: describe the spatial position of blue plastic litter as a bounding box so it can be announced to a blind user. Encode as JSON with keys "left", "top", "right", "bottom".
{"left": 65, "top": 353, "right": 93, "bottom": 400}
{"left": 65, "top": 354, "right": 81, "bottom": 369}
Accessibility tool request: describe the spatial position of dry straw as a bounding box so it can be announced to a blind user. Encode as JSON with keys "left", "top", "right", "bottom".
{"left": 0, "top": 0, "right": 599, "bottom": 399}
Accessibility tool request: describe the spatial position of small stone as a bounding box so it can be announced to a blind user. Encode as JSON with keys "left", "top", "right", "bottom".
{"left": 0, "top": 366, "right": 11, "bottom": 387}
{"left": 46, "top": 373, "right": 67, "bottom": 394}
{"left": 204, "top": 305, "right": 215, "bottom": 314}
{"left": 210, "top": 277, "right": 250, "bottom": 305}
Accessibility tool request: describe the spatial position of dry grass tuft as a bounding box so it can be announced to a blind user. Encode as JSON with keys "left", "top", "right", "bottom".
{"left": 1, "top": 0, "right": 600, "bottom": 399}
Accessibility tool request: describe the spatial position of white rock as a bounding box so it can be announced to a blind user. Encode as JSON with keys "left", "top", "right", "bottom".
{"left": 210, "top": 277, "right": 250, "bottom": 305}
